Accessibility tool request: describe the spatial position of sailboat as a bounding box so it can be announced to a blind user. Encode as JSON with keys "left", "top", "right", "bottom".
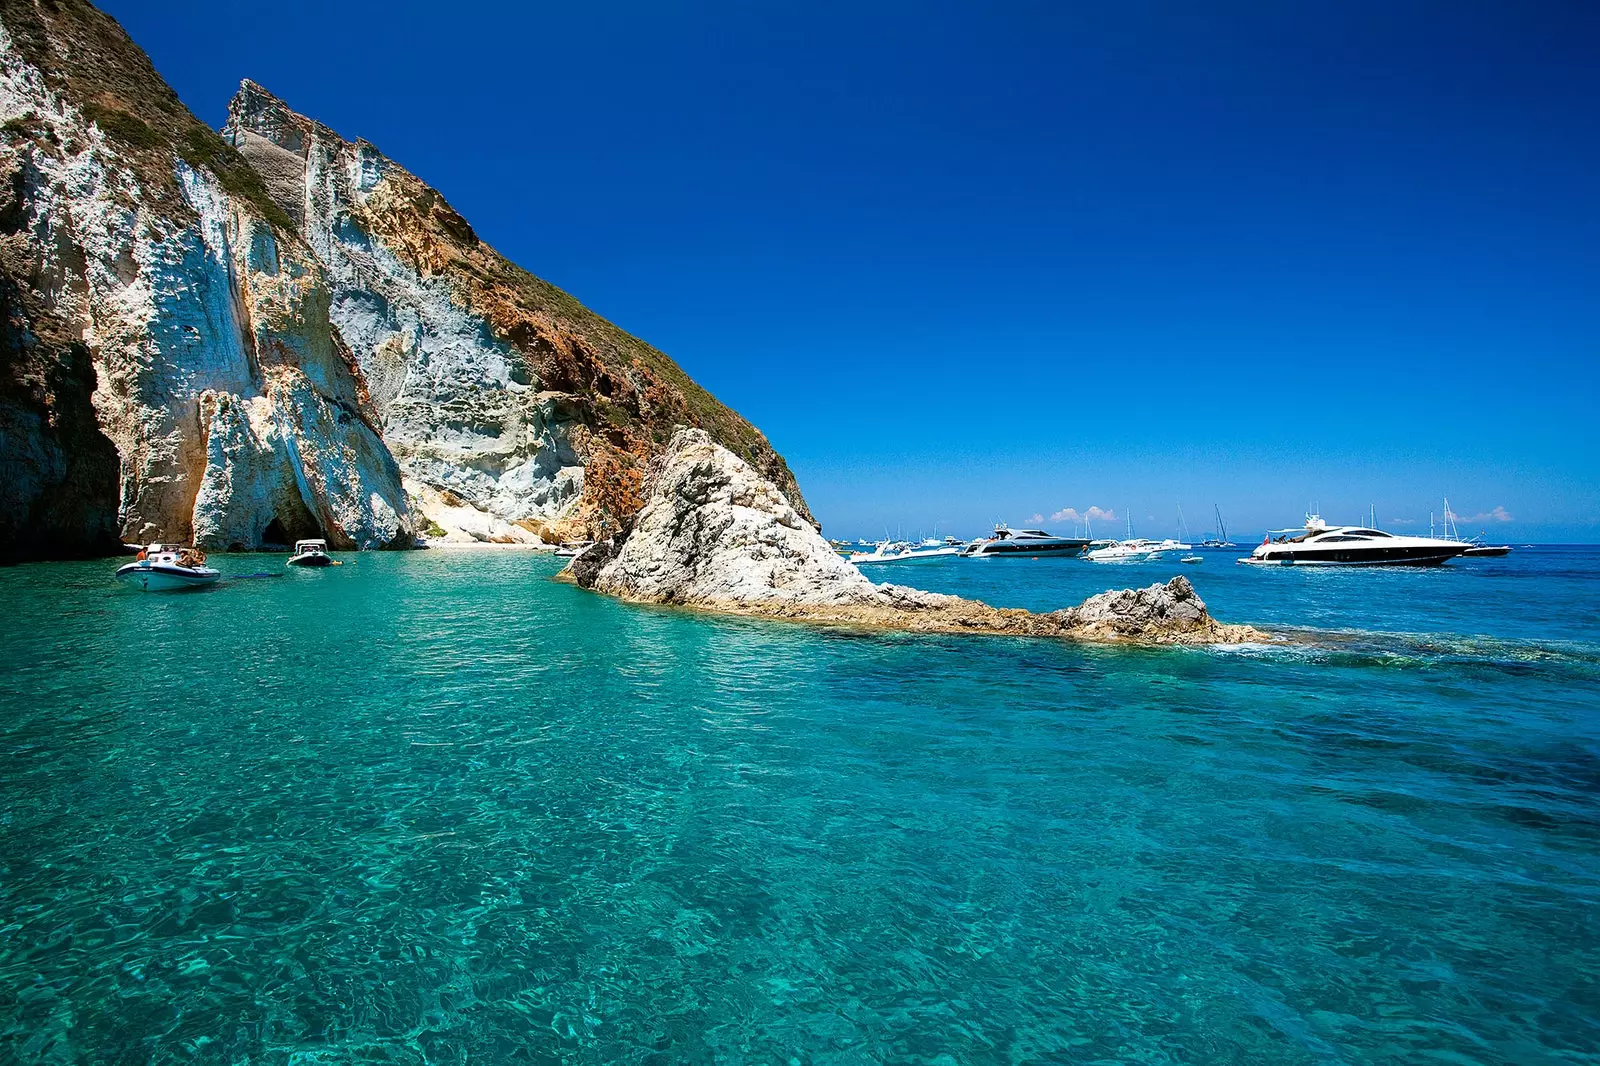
{"left": 1199, "top": 505, "right": 1236, "bottom": 549}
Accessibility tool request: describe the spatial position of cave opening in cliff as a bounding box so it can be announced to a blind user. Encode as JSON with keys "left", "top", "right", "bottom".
{"left": 261, "top": 505, "right": 324, "bottom": 549}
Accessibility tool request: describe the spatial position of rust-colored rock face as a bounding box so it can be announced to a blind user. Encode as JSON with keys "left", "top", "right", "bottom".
{"left": 226, "top": 81, "right": 812, "bottom": 542}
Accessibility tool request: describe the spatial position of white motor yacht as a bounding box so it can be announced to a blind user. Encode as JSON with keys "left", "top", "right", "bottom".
{"left": 286, "top": 539, "right": 338, "bottom": 567}
{"left": 1241, "top": 515, "right": 1470, "bottom": 566}
{"left": 960, "top": 525, "right": 1091, "bottom": 558}
{"left": 849, "top": 540, "right": 960, "bottom": 564}
{"left": 115, "top": 544, "right": 221, "bottom": 590}
{"left": 1085, "top": 538, "right": 1166, "bottom": 562}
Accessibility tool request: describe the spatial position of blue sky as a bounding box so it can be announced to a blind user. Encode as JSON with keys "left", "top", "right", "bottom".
{"left": 103, "top": 1, "right": 1599, "bottom": 540}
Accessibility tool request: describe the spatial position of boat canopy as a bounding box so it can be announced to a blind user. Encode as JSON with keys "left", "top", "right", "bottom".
{"left": 294, "top": 539, "right": 329, "bottom": 551}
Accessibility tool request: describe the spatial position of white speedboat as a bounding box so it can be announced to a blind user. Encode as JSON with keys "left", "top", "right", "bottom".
{"left": 554, "top": 540, "right": 594, "bottom": 558}
{"left": 1085, "top": 538, "right": 1166, "bottom": 562}
{"left": 960, "top": 525, "right": 1091, "bottom": 558}
{"left": 286, "top": 538, "right": 338, "bottom": 567}
{"left": 1241, "top": 515, "right": 1470, "bottom": 566}
{"left": 115, "top": 544, "right": 221, "bottom": 591}
{"left": 849, "top": 540, "right": 960, "bottom": 564}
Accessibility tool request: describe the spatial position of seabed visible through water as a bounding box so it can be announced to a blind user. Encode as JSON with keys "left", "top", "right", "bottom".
{"left": 1, "top": 547, "right": 1596, "bottom": 1063}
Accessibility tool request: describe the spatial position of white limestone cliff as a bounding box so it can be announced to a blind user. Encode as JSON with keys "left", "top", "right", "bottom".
{"left": 223, "top": 83, "right": 587, "bottom": 542}
{"left": 0, "top": 15, "right": 413, "bottom": 549}
{"left": 222, "top": 80, "right": 812, "bottom": 545}
{"left": 593, "top": 429, "right": 879, "bottom": 607}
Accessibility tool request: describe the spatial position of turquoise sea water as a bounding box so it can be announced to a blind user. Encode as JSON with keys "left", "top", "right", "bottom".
{"left": 1, "top": 547, "right": 1597, "bottom": 1064}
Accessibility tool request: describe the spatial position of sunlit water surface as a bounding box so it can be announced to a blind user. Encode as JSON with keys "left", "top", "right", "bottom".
{"left": 1, "top": 547, "right": 1596, "bottom": 1064}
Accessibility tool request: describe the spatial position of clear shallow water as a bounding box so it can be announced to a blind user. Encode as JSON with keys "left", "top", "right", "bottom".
{"left": 1, "top": 548, "right": 1597, "bottom": 1064}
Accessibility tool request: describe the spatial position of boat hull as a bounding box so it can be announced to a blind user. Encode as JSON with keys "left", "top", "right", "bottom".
{"left": 1461, "top": 546, "right": 1511, "bottom": 557}
{"left": 115, "top": 563, "right": 221, "bottom": 590}
{"left": 1241, "top": 545, "right": 1467, "bottom": 567}
{"left": 850, "top": 548, "right": 962, "bottom": 564}
{"left": 287, "top": 555, "right": 336, "bottom": 567}
{"left": 965, "top": 539, "right": 1090, "bottom": 557}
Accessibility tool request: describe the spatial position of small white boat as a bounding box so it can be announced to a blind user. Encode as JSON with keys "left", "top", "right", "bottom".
{"left": 1086, "top": 539, "right": 1165, "bottom": 562}
{"left": 1084, "top": 514, "right": 1184, "bottom": 562}
{"left": 115, "top": 544, "right": 221, "bottom": 591}
{"left": 848, "top": 540, "right": 961, "bottom": 564}
{"left": 286, "top": 538, "right": 338, "bottom": 567}
{"left": 1180, "top": 554, "right": 1203, "bottom": 564}
{"left": 554, "top": 540, "right": 595, "bottom": 558}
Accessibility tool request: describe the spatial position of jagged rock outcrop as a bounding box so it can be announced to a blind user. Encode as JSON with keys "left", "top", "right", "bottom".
{"left": 224, "top": 81, "right": 810, "bottom": 543}
{"left": 0, "top": 0, "right": 413, "bottom": 550}
{"left": 570, "top": 428, "right": 1268, "bottom": 645}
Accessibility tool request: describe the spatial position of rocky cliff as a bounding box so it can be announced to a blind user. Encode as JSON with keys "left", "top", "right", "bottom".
{"left": 0, "top": 0, "right": 412, "bottom": 551}
{"left": 570, "top": 428, "right": 1267, "bottom": 646}
{"left": 223, "top": 81, "right": 809, "bottom": 544}
{"left": 0, "top": 0, "right": 808, "bottom": 555}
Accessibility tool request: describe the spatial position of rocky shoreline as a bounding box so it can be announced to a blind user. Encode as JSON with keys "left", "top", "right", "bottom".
{"left": 563, "top": 428, "right": 1272, "bottom": 647}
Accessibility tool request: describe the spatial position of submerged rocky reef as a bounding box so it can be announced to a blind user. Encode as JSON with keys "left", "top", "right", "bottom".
{"left": 566, "top": 427, "right": 1267, "bottom": 646}
{"left": 0, "top": 0, "right": 804, "bottom": 556}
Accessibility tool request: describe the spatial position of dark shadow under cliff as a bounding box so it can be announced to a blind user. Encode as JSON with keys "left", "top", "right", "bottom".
{"left": 0, "top": 270, "right": 123, "bottom": 561}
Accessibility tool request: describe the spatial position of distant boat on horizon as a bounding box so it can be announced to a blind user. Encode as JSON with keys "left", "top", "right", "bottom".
{"left": 1200, "top": 504, "right": 1237, "bottom": 549}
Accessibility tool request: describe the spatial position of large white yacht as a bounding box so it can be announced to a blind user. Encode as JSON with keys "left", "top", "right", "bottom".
{"left": 1242, "top": 515, "right": 1471, "bottom": 567}
{"left": 960, "top": 525, "right": 1092, "bottom": 558}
